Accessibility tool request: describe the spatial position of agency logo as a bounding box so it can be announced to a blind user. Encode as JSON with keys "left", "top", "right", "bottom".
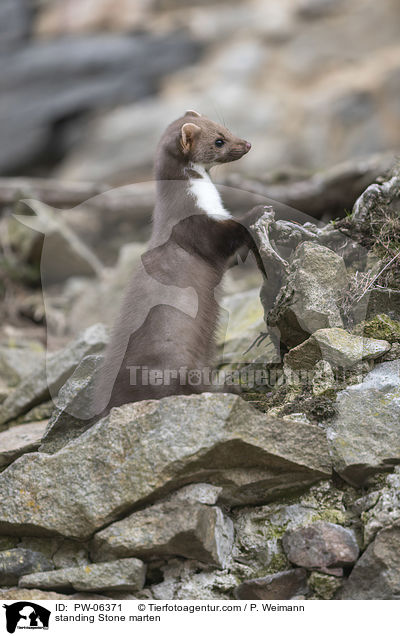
{"left": 2, "top": 603, "right": 50, "bottom": 633}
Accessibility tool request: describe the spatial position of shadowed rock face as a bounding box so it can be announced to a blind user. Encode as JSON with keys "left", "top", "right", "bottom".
{"left": 0, "top": 393, "right": 331, "bottom": 540}
{"left": 0, "top": 32, "right": 202, "bottom": 175}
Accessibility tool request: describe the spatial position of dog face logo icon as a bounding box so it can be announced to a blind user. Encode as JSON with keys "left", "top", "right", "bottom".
{"left": 3, "top": 602, "right": 50, "bottom": 633}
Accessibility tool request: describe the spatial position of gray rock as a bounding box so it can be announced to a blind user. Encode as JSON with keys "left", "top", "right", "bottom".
{"left": 308, "top": 571, "right": 343, "bottom": 599}
{"left": 327, "top": 361, "right": 400, "bottom": 485}
{"left": 232, "top": 481, "right": 347, "bottom": 575}
{"left": 0, "top": 421, "right": 48, "bottom": 470}
{"left": 19, "top": 558, "right": 146, "bottom": 593}
{"left": 52, "top": 540, "right": 90, "bottom": 570}
{"left": 282, "top": 521, "right": 359, "bottom": 570}
{"left": 0, "top": 549, "right": 54, "bottom": 586}
{"left": 0, "top": 323, "right": 109, "bottom": 429}
{"left": 268, "top": 242, "right": 347, "bottom": 348}
{"left": 312, "top": 360, "right": 335, "bottom": 395}
{"left": 168, "top": 483, "right": 222, "bottom": 506}
{"left": 235, "top": 569, "right": 308, "bottom": 600}
{"left": 39, "top": 354, "right": 104, "bottom": 454}
{"left": 18, "top": 537, "right": 60, "bottom": 561}
{"left": 285, "top": 328, "right": 390, "bottom": 370}
{"left": 151, "top": 560, "right": 239, "bottom": 601}
{"left": 351, "top": 175, "right": 400, "bottom": 231}
{"left": 339, "top": 523, "right": 400, "bottom": 599}
{"left": 0, "top": 343, "right": 45, "bottom": 388}
{"left": 362, "top": 468, "right": 400, "bottom": 547}
{"left": 0, "top": 393, "right": 331, "bottom": 539}
{"left": 0, "top": 0, "right": 30, "bottom": 51}
{"left": 0, "top": 587, "right": 70, "bottom": 601}
{"left": 91, "top": 501, "right": 234, "bottom": 568}
{"left": 0, "top": 33, "right": 202, "bottom": 175}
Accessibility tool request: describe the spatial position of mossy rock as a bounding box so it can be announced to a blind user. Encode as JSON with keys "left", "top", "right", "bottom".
{"left": 353, "top": 313, "right": 400, "bottom": 343}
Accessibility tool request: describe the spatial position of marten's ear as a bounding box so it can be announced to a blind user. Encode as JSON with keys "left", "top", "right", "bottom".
{"left": 181, "top": 123, "right": 201, "bottom": 153}
{"left": 184, "top": 109, "right": 201, "bottom": 118}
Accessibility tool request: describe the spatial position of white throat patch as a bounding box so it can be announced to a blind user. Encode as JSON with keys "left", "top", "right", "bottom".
{"left": 188, "top": 163, "right": 232, "bottom": 220}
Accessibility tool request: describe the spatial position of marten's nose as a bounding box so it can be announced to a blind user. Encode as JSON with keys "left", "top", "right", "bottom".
{"left": 245, "top": 141, "right": 251, "bottom": 152}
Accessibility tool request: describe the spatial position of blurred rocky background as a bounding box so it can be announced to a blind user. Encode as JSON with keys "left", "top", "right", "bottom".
{"left": 1, "top": 0, "right": 399, "bottom": 182}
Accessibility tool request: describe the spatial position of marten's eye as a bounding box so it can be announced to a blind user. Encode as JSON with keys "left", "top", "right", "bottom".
{"left": 215, "top": 139, "right": 225, "bottom": 148}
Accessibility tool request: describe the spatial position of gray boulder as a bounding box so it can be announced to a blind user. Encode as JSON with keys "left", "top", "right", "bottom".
{"left": 0, "top": 421, "right": 48, "bottom": 470}
{"left": 362, "top": 468, "right": 400, "bottom": 547}
{"left": 268, "top": 242, "right": 347, "bottom": 348}
{"left": 0, "top": 549, "right": 53, "bottom": 586}
{"left": 39, "top": 354, "right": 104, "bottom": 454}
{"left": 327, "top": 361, "right": 400, "bottom": 485}
{"left": 0, "top": 323, "right": 109, "bottom": 429}
{"left": 91, "top": 498, "right": 234, "bottom": 568}
{"left": 19, "top": 558, "right": 146, "bottom": 593}
{"left": 0, "top": 393, "right": 331, "bottom": 539}
{"left": 339, "top": 523, "right": 400, "bottom": 599}
{"left": 285, "top": 327, "right": 390, "bottom": 370}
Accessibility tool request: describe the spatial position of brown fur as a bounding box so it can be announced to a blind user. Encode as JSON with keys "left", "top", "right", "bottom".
{"left": 92, "top": 111, "right": 266, "bottom": 416}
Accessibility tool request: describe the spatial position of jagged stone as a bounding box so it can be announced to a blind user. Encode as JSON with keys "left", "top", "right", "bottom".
{"left": 39, "top": 354, "right": 104, "bottom": 454}
{"left": 19, "top": 558, "right": 146, "bottom": 593}
{"left": 285, "top": 327, "right": 390, "bottom": 370}
{"left": 339, "top": 523, "right": 400, "bottom": 599}
{"left": 0, "top": 421, "right": 48, "bottom": 470}
{"left": 327, "top": 361, "right": 400, "bottom": 485}
{"left": 91, "top": 498, "right": 233, "bottom": 568}
{"left": 0, "top": 393, "right": 331, "bottom": 539}
{"left": 0, "top": 549, "right": 54, "bottom": 586}
{"left": 0, "top": 324, "right": 109, "bottom": 429}
{"left": 282, "top": 521, "right": 359, "bottom": 571}
{"left": 362, "top": 468, "right": 400, "bottom": 547}
{"left": 268, "top": 242, "right": 348, "bottom": 348}
{"left": 234, "top": 569, "right": 308, "bottom": 600}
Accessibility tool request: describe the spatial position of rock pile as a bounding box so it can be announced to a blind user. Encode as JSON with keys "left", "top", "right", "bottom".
{"left": 0, "top": 169, "right": 399, "bottom": 600}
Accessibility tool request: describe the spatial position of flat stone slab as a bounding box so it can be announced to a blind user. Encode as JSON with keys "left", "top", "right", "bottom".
{"left": 0, "top": 393, "right": 331, "bottom": 539}
{"left": 91, "top": 498, "right": 234, "bottom": 568}
{"left": 19, "top": 558, "right": 146, "bottom": 592}
{"left": 0, "top": 421, "right": 48, "bottom": 469}
{"left": 234, "top": 569, "right": 308, "bottom": 600}
{"left": 285, "top": 328, "right": 390, "bottom": 370}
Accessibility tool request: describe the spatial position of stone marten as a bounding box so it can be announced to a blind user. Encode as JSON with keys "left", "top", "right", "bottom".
{"left": 93, "top": 110, "right": 267, "bottom": 415}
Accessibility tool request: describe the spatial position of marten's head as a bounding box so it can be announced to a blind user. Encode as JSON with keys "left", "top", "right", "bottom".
{"left": 159, "top": 110, "right": 251, "bottom": 171}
